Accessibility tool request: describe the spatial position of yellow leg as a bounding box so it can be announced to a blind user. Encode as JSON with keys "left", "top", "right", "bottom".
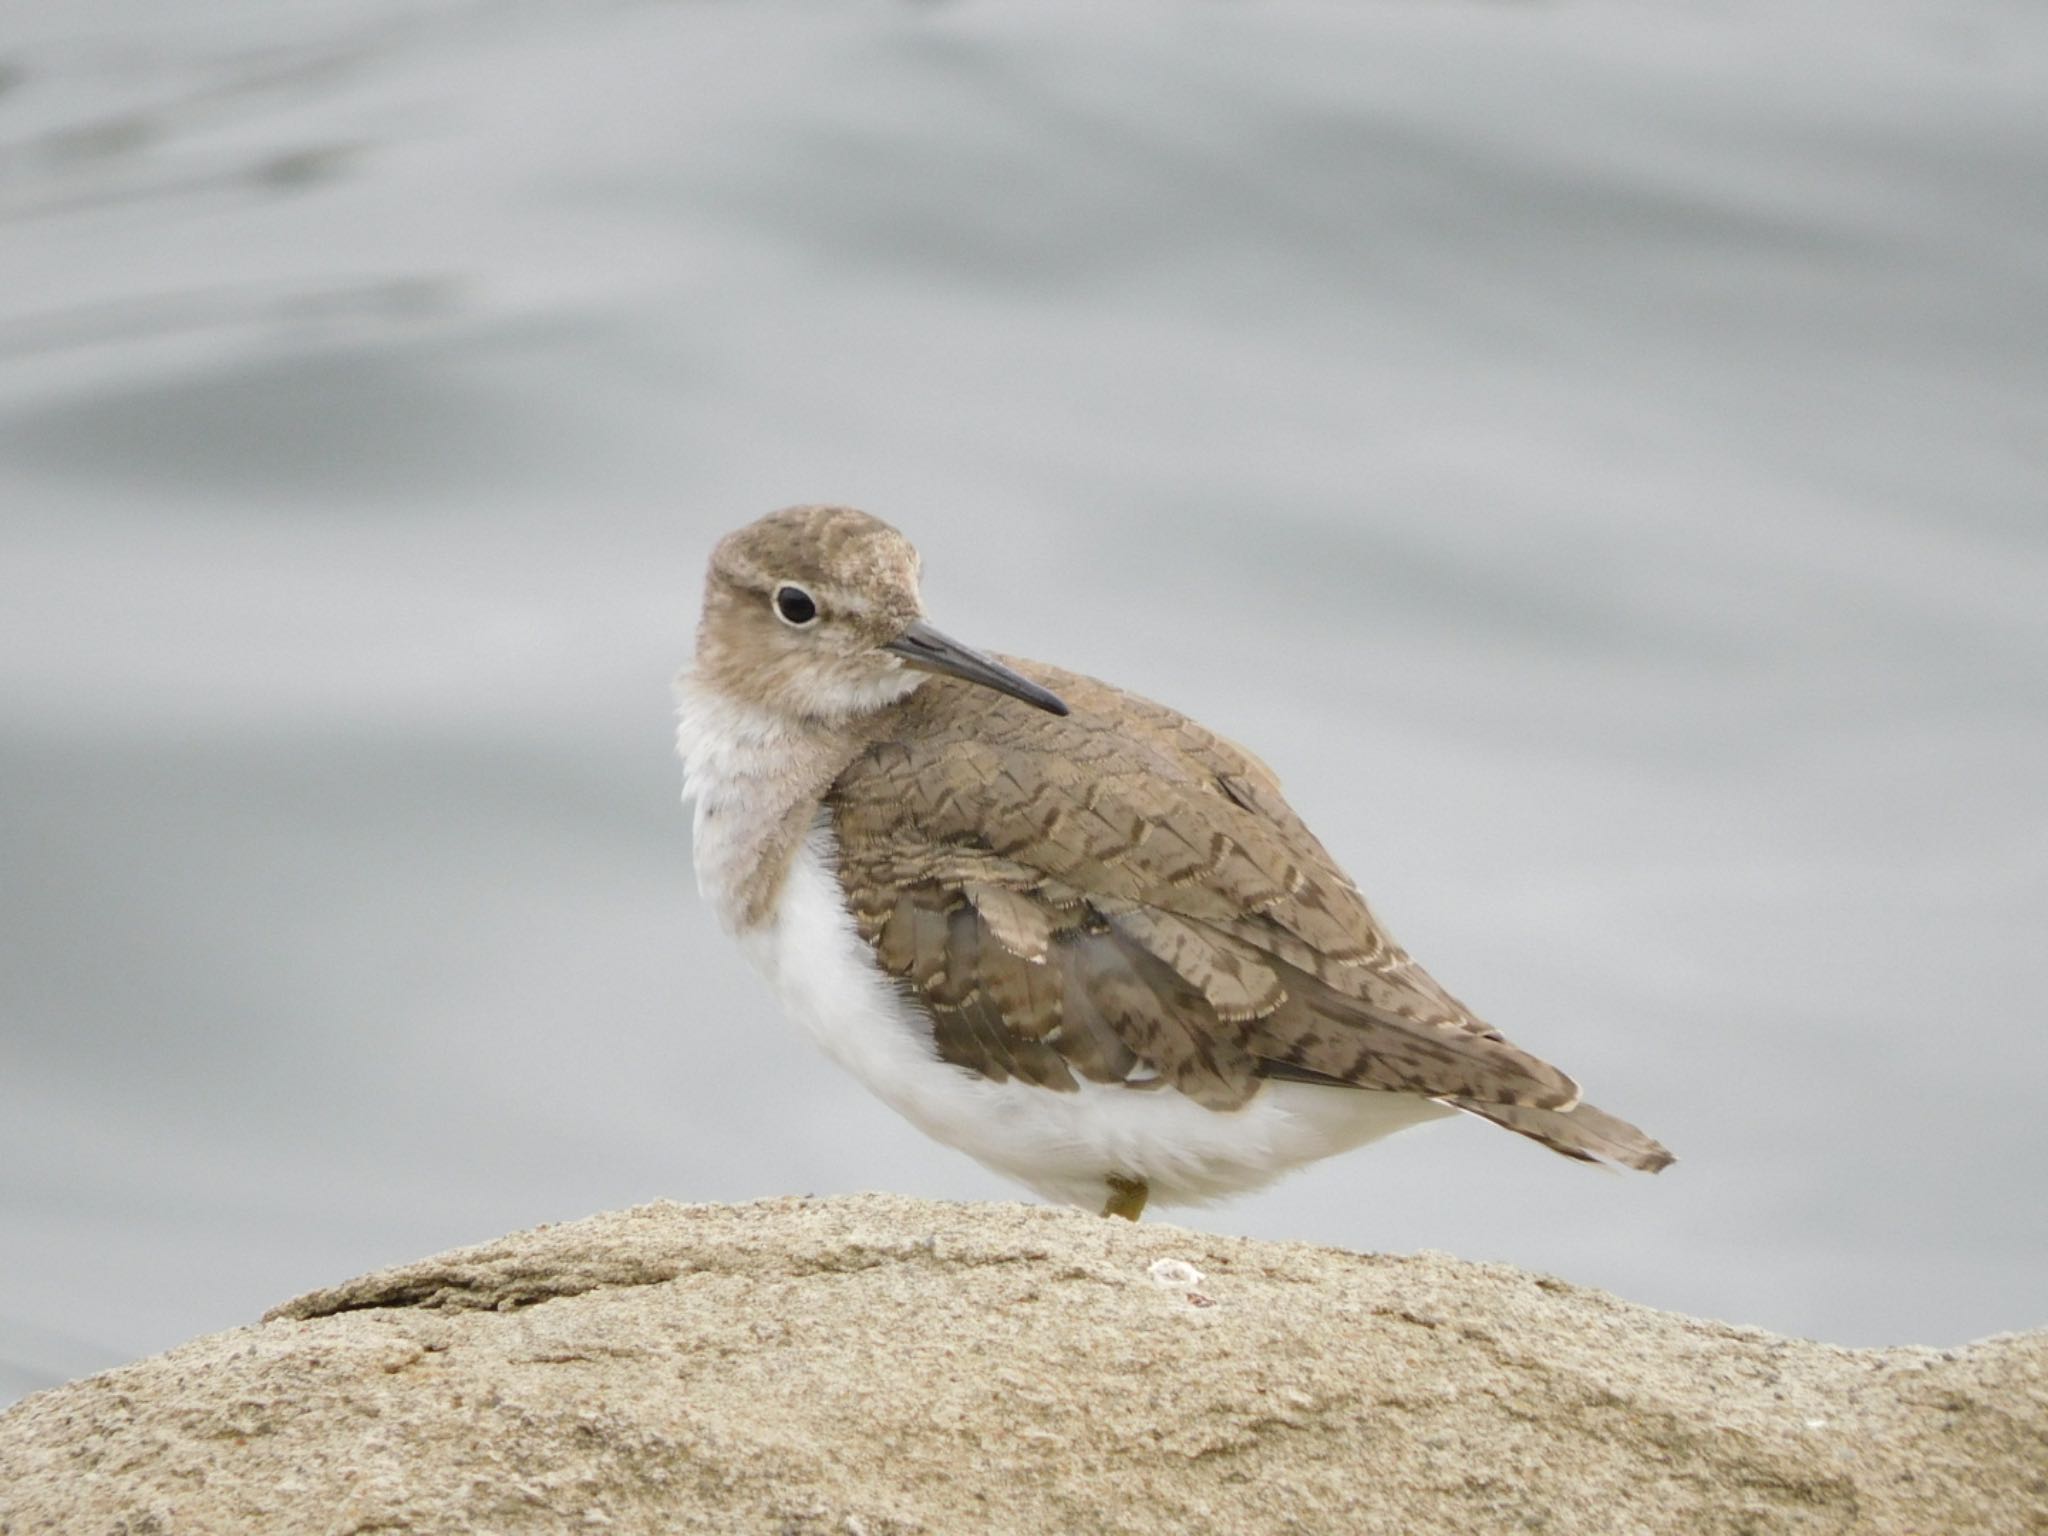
{"left": 1101, "top": 1175, "right": 1149, "bottom": 1222}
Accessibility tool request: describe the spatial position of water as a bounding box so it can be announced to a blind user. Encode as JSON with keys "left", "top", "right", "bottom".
{"left": 3, "top": 0, "right": 2045, "bottom": 1405}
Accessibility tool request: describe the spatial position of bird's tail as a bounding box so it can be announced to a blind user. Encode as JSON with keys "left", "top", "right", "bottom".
{"left": 1446, "top": 1096, "right": 1675, "bottom": 1173}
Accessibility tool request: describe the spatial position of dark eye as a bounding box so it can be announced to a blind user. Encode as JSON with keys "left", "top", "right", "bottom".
{"left": 772, "top": 584, "right": 818, "bottom": 627}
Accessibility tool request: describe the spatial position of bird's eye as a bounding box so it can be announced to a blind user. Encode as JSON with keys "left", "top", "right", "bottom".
{"left": 772, "top": 584, "right": 819, "bottom": 627}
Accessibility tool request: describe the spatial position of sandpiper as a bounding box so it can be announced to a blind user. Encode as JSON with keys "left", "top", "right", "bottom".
{"left": 676, "top": 506, "right": 1671, "bottom": 1220}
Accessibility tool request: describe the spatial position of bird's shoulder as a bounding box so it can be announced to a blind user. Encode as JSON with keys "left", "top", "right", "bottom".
{"left": 831, "top": 659, "right": 1348, "bottom": 944}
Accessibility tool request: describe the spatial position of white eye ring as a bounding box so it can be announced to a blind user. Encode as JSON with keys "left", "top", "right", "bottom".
{"left": 771, "top": 583, "right": 819, "bottom": 627}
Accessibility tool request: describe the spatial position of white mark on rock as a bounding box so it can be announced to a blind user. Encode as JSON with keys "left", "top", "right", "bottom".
{"left": 1148, "top": 1258, "right": 1203, "bottom": 1290}
{"left": 1148, "top": 1257, "right": 1214, "bottom": 1305}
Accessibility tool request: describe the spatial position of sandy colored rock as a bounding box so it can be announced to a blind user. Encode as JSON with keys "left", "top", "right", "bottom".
{"left": 1, "top": 1195, "right": 2041, "bottom": 1534}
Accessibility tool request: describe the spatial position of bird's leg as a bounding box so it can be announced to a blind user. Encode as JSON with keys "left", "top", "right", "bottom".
{"left": 1101, "top": 1174, "right": 1149, "bottom": 1222}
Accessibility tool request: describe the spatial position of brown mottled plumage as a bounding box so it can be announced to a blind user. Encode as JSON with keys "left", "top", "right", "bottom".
{"left": 677, "top": 506, "right": 1673, "bottom": 1221}
{"left": 831, "top": 663, "right": 1663, "bottom": 1156}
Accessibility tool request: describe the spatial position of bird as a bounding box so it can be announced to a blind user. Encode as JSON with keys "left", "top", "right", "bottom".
{"left": 675, "top": 505, "right": 1672, "bottom": 1221}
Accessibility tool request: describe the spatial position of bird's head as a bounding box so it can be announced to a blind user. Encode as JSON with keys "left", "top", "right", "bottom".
{"left": 691, "top": 505, "right": 1068, "bottom": 724}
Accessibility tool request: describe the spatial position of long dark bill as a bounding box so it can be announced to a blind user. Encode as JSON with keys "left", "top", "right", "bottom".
{"left": 883, "top": 619, "right": 1069, "bottom": 716}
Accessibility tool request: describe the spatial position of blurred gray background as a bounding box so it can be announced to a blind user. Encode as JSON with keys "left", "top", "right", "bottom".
{"left": 3, "top": 0, "right": 2045, "bottom": 1407}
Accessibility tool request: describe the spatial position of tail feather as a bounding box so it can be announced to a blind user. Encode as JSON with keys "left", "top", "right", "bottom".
{"left": 1447, "top": 1096, "right": 1675, "bottom": 1173}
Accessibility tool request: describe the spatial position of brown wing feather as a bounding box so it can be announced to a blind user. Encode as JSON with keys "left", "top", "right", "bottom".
{"left": 1446, "top": 1098, "right": 1675, "bottom": 1172}
{"left": 876, "top": 891, "right": 1079, "bottom": 1091}
{"left": 1067, "top": 927, "right": 1259, "bottom": 1109}
{"left": 833, "top": 660, "right": 1669, "bottom": 1168}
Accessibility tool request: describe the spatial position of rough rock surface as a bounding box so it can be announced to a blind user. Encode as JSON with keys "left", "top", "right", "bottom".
{"left": 1, "top": 1195, "right": 2041, "bottom": 1535}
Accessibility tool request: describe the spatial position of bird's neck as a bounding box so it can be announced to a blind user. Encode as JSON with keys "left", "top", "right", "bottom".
{"left": 674, "top": 676, "right": 881, "bottom": 932}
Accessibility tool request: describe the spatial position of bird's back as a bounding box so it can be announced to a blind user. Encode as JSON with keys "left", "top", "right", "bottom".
{"left": 827, "top": 658, "right": 1669, "bottom": 1172}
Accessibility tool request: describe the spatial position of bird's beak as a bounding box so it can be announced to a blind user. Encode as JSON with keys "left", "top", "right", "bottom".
{"left": 884, "top": 619, "right": 1069, "bottom": 716}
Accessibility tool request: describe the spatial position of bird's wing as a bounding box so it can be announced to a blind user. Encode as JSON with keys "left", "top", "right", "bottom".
{"left": 829, "top": 661, "right": 1648, "bottom": 1139}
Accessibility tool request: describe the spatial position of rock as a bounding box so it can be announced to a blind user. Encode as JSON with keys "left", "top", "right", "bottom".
{"left": 1, "top": 1195, "right": 2041, "bottom": 1534}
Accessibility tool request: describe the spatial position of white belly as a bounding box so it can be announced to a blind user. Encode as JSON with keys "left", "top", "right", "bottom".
{"left": 733, "top": 826, "right": 1453, "bottom": 1210}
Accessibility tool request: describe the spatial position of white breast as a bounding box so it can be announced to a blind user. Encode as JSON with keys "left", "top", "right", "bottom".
{"left": 731, "top": 827, "right": 1454, "bottom": 1209}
